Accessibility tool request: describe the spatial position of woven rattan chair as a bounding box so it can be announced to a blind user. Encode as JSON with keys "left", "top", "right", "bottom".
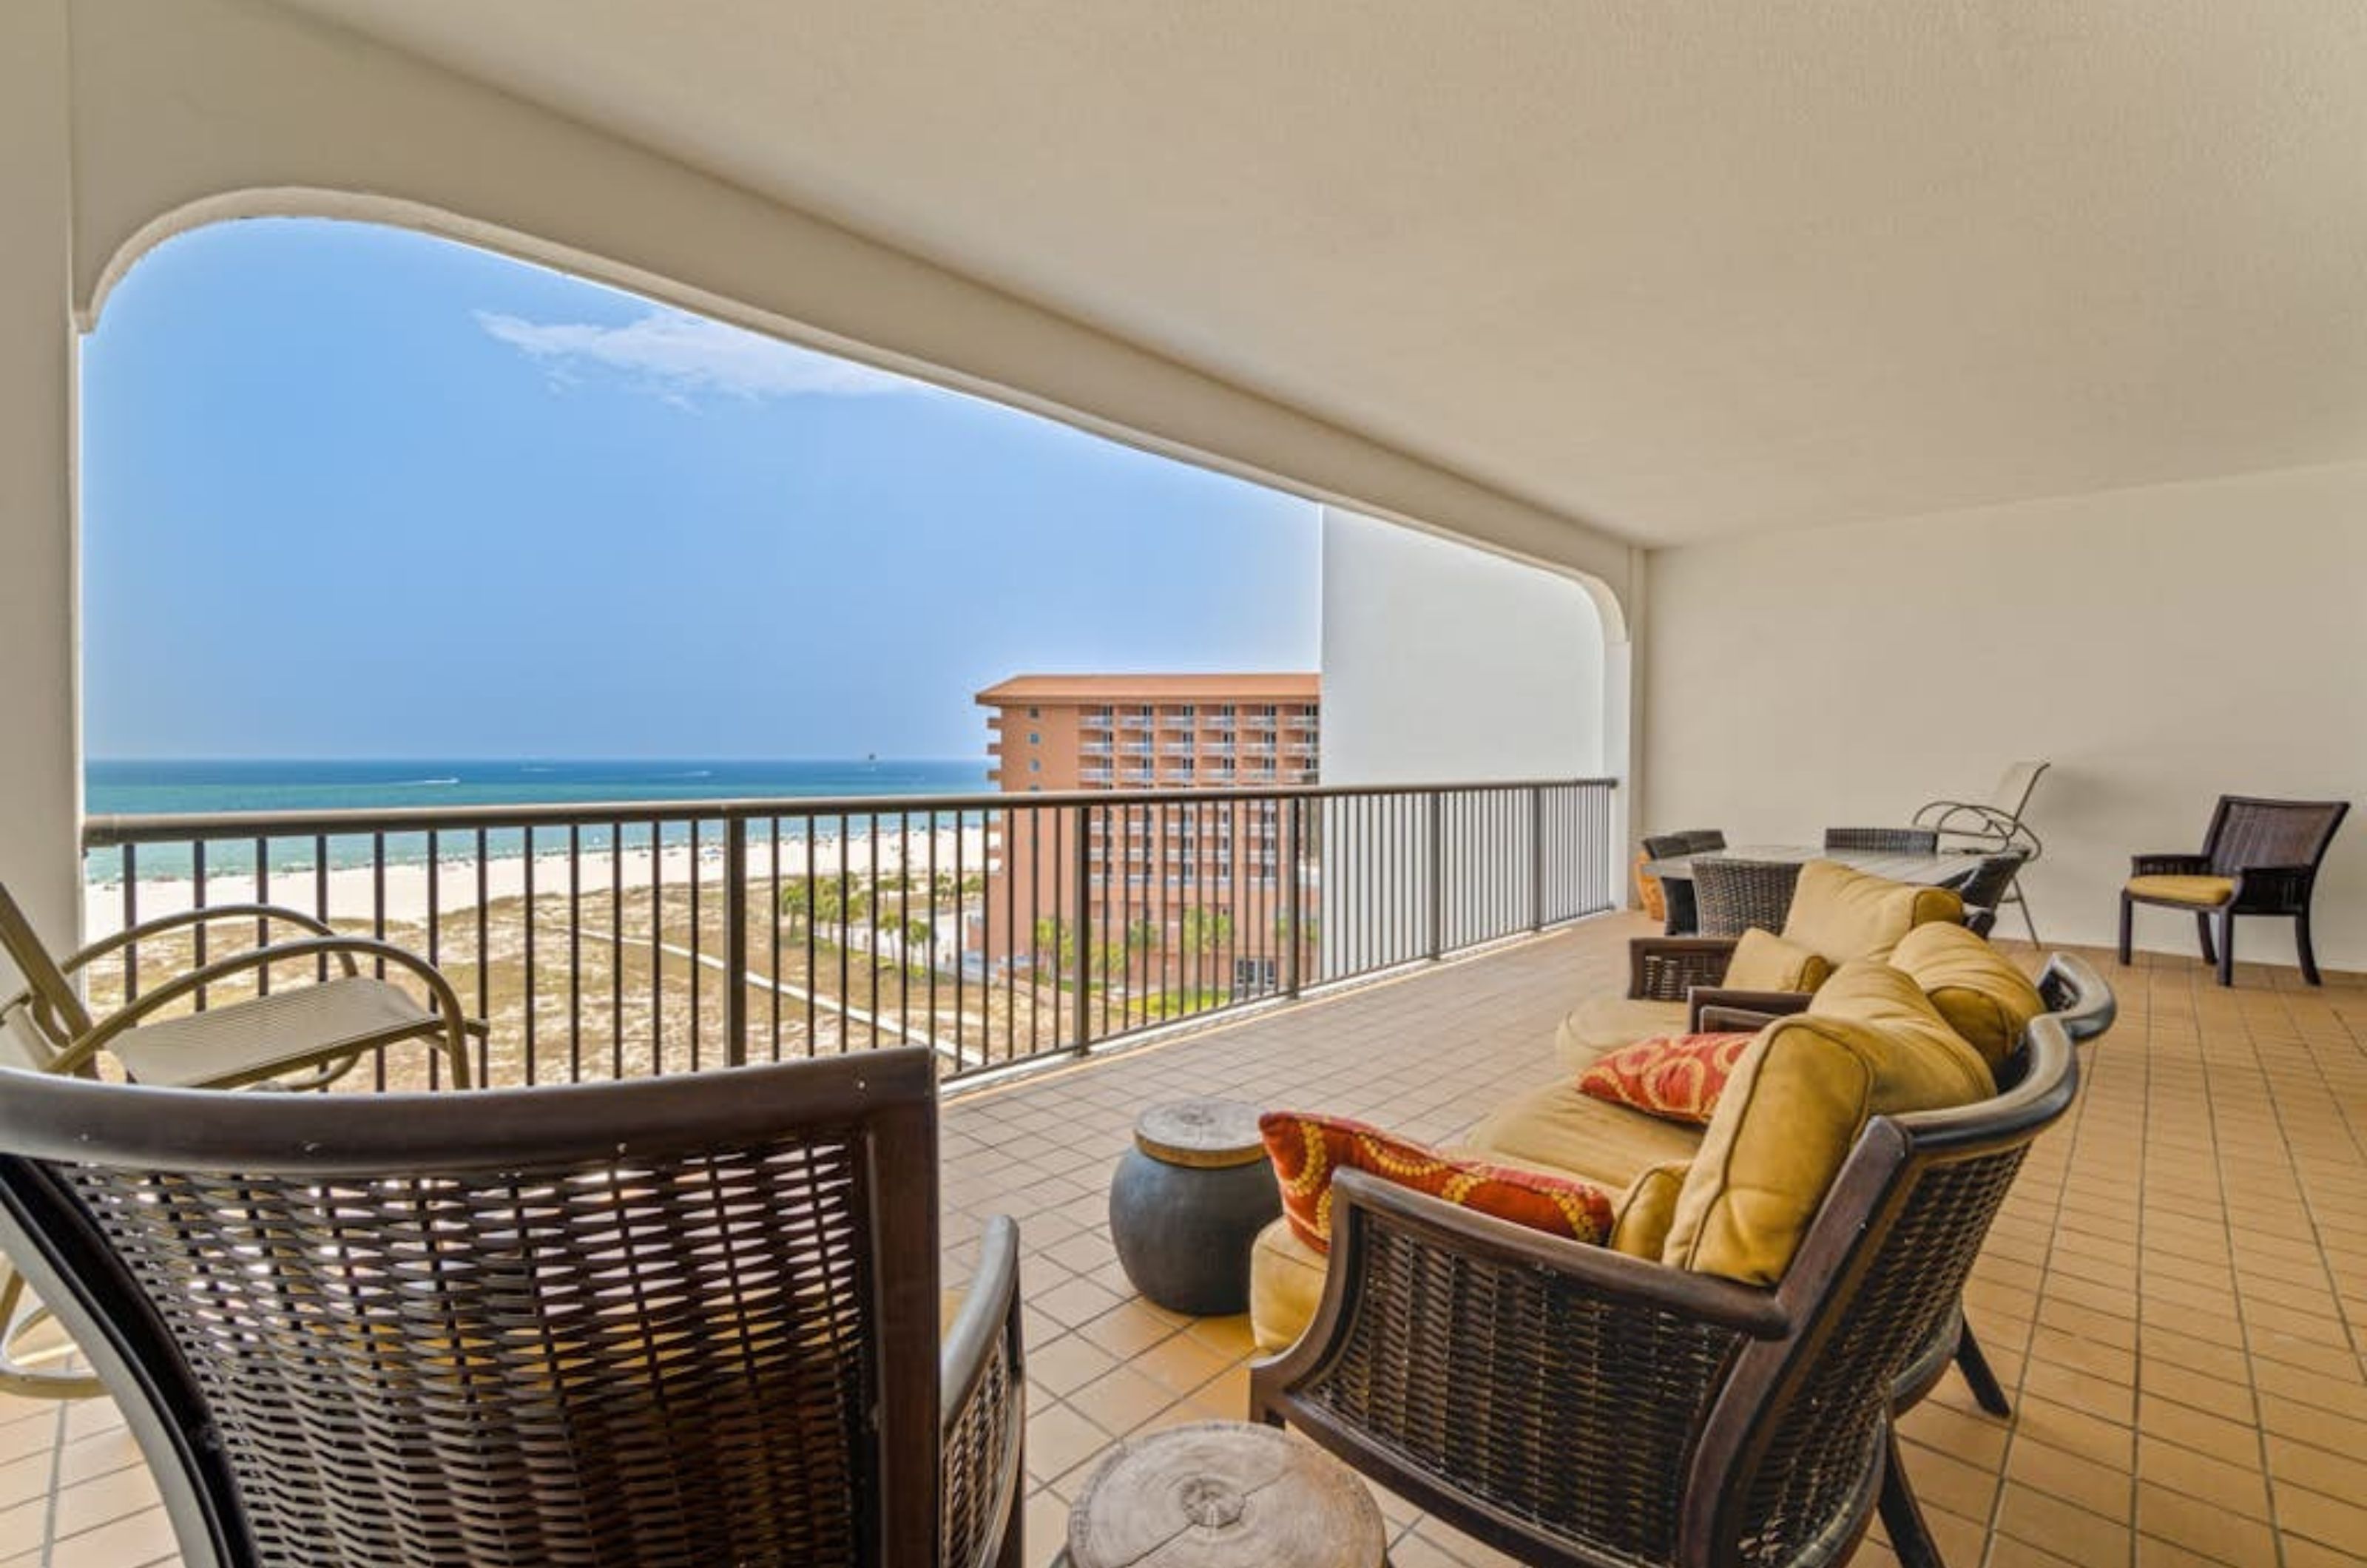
{"left": 2120, "top": 795, "right": 2350, "bottom": 986}
{"left": 1914, "top": 763, "right": 2047, "bottom": 944}
{"left": 1253, "top": 959, "right": 2109, "bottom": 1568}
{"left": 0, "top": 1047, "right": 1025, "bottom": 1568}
{"left": 1954, "top": 854, "right": 2029, "bottom": 941}
{"left": 1640, "top": 832, "right": 1726, "bottom": 935}
{"left": 1689, "top": 856, "right": 1802, "bottom": 938}
{"left": 1823, "top": 826, "right": 1941, "bottom": 855}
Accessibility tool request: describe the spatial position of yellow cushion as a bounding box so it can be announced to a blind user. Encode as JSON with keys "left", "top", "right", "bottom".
{"left": 1465, "top": 1078, "right": 1706, "bottom": 1191}
{"left": 1249, "top": 1217, "right": 1328, "bottom": 1354}
{"left": 1889, "top": 922, "right": 2048, "bottom": 1071}
{"left": 1723, "top": 927, "right": 1837, "bottom": 993}
{"left": 2125, "top": 873, "right": 2235, "bottom": 907}
{"left": 1780, "top": 859, "right": 1964, "bottom": 964}
{"left": 1663, "top": 962, "right": 1993, "bottom": 1285}
{"left": 1610, "top": 1160, "right": 1689, "bottom": 1260}
{"left": 1553, "top": 996, "right": 1689, "bottom": 1075}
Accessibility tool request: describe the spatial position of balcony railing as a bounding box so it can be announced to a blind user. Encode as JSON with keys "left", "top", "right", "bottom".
{"left": 81, "top": 778, "right": 1616, "bottom": 1091}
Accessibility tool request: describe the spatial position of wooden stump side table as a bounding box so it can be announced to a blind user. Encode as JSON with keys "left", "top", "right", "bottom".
{"left": 1064, "top": 1420, "right": 1388, "bottom": 1568}
{"left": 1107, "top": 1099, "right": 1280, "bottom": 1317}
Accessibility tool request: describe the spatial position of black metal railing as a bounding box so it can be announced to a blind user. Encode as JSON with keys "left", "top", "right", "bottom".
{"left": 80, "top": 779, "right": 1616, "bottom": 1089}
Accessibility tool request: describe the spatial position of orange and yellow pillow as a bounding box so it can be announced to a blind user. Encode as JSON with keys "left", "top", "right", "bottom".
{"left": 1577, "top": 1032, "right": 1757, "bottom": 1126}
{"left": 1259, "top": 1112, "right": 1614, "bottom": 1253}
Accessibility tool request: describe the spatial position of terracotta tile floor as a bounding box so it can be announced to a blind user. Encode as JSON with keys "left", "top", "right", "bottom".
{"left": 4, "top": 913, "right": 2365, "bottom": 1566}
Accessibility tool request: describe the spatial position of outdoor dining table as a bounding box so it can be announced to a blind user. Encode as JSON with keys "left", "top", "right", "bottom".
{"left": 1640, "top": 845, "right": 1982, "bottom": 935}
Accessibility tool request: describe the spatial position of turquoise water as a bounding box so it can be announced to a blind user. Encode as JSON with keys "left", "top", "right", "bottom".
{"left": 84, "top": 758, "right": 992, "bottom": 882}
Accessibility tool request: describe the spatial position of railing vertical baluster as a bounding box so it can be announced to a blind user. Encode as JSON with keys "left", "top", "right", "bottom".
{"left": 119, "top": 845, "right": 139, "bottom": 1003}
{"left": 612, "top": 820, "right": 624, "bottom": 1080}
{"left": 474, "top": 828, "right": 489, "bottom": 1086}
{"left": 1283, "top": 795, "right": 1302, "bottom": 998}
{"left": 724, "top": 815, "right": 749, "bottom": 1069}
{"left": 1426, "top": 792, "right": 1445, "bottom": 961}
{"left": 523, "top": 827, "right": 536, "bottom": 1087}
{"left": 191, "top": 841, "right": 209, "bottom": 1013}
{"left": 254, "top": 836, "right": 270, "bottom": 998}
{"left": 570, "top": 823, "right": 583, "bottom": 1084}
{"left": 425, "top": 829, "right": 440, "bottom": 1090}
{"left": 769, "top": 815, "right": 783, "bottom": 1063}
{"left": 1073, "top": 800, "right": 1093, "bottom": 1051}
{"left": 689, "top": 818, "right": 702, "bottom": 1072}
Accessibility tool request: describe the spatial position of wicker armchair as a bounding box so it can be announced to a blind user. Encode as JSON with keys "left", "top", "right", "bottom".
{"left": 1252, "top": 961, "right": 2107, "bottom": 1568}
{"left": 1954, "top": 854, "right": 2029, "bottom": 940}
{"left": 1691, "top": 856, "right": 1803, "bottom": 938}
{"left": 1641, "top": 831, "right": 1726, "bottom": 934}
{"left": 2119, "top": 795, "right": 2350, "bottom": 986}
{"left": 1823, "top": 827, "right": 1941, "bottom": 855}
{"left": 0, "top": 1047, "right": 1024, "bottom": 1568}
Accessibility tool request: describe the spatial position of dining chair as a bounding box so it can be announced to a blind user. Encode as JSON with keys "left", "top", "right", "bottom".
{"left": 1823, "top": 827, "right": 1941, "bottom": 855}
{"left": 2120, "top": 796, "right": 2349, "bottom": 985}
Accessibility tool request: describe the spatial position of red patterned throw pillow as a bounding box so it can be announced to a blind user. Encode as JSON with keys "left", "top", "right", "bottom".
{"left": 1578, "top": 1033, "right": 1758, "bottom": 1126}
{"left": 1259, "top": 1112, "right": 1614, "bottom": 1254}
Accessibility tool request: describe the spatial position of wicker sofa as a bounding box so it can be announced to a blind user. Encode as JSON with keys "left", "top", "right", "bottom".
{"left": 1252, "top": 956, "right": 2114, "bottom": 1568}
{"left": 1252, "top": 861, "right": 1978, "bottom": 1351}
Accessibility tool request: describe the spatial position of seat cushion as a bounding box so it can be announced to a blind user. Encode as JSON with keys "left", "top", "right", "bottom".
{"left": 1250, "top": 1217, "right": 1328, "bottom": 1354}
{"left": 1889, "top": 922, "right": 2049, "bottom": 1071}
{"left": 1610, "top": 1160, "right": 1690, "bottom": 1260}
{"left": 1578, "top": 1033, "right": 1757, "bottom": 1126}
{"left": 2125, "top": 873, "right": 2236, "bottom": 907}
{"left": 1465, "top": 1078, "right": 1707, "bottom": 1190}
{"left": 1663, "top": 962, "right": 1994, "bottom": 1285}
{"left": 1780, "top": 859, "right": 1965, "bottom": 965}
{"left": 1722, "top": 927, "right": 1835, "bottom": 993}
{"left": 1554, "top": 996, "right": 1689, "bottom": 1075}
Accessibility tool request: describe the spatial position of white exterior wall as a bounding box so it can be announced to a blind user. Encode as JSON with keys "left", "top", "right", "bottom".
{"left": 1643, "top": 462, "right": 2367, "bottom": 971}
{"left": 1317, "top": 509, "right": 1618, "bottom": 970}
{"left": 0, "top": 0, "right": 82, "bottom": 955}
{"left": 1319, "top": 508, "right": 1607, "bottom": 784}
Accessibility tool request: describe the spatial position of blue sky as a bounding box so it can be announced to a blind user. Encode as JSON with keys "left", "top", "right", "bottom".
{"left": 81, "top": 220, "right": 1317, "bottom": 760}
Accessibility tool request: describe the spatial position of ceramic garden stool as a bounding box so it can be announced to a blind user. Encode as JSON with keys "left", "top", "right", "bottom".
{"left": 1063, "top": 1421, "right": 1388, "bottom": 1568}
{"left": 1107, "top": 1098, "right": 1279, "bottom": 1316}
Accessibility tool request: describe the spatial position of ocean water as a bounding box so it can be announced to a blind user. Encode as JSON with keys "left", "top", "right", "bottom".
{"left": 84, "top": 758, "right": 992, "bottom": 882}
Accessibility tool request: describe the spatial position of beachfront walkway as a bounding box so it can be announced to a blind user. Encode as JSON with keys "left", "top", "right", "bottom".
{"left": 6, "top": 915, "right": 2367, "bottom": 1566}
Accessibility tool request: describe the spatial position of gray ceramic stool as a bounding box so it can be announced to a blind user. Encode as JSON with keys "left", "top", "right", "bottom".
{"left": 1107, "top": 1099, "right": 1279, "bottom": 1316}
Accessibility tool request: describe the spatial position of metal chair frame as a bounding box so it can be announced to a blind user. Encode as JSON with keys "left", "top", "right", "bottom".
{"left": 1914, "top": 763, "right": 2048, "bottom": 944}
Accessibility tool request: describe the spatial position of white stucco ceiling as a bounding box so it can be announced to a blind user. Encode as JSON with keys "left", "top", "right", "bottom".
{"left": 270, "top": 0, "right": 2367, "bottom": 547}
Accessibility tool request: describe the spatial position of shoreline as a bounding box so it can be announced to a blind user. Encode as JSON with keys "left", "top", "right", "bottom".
{"left": 82, "top": 823, "right": 993, "bottom": 939}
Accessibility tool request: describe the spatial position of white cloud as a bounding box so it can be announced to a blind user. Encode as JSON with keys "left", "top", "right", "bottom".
{"left": 474, "top": 308, "right": 919, "bottom": 402}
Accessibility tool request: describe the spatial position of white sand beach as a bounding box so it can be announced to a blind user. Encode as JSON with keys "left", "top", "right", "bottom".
{"left": 82, "top": 822, "right": 994, "bottom": 939}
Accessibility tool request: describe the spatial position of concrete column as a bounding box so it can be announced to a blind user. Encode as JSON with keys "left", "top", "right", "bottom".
{"left": 0, "top": 0, "right": 84, "bottom": 956}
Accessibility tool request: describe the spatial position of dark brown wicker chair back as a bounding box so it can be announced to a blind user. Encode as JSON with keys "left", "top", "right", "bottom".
{"left": 1679, "top": 830, "right": 1728, "bottom": 854}
{"left": 0, "top": 1050, "right": 956, "bottom": 1568}
{"left": 1821, "top": 827, "right": 1941, "bottom": 855}
{"left": 1692, "top": 857, "right": 1803, "bottom": 937}
{"left": 2203, "top": 796, "right": 2349, "bottom": 877}
{"left": 1254, "top": 958, "right": 2104, "bottom": 1568}
{"left": 1954, "top": 852, "right": 2028, "bottom": 915}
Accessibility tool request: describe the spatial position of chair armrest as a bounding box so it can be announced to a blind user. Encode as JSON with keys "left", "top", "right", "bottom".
{"left": 1687, "top": 989, "right": 1811, "bottom": 1030}
{"left": 942, "top": 1215, "right": 1024, "bottom": 1568}
{"left": 1630, "top": 937, "right": 1739, "bottom": 1001}
{"left": 2232, "top": 865, "right": 2318, "bottom": 912}
{"left": 2130, "top": 853, "right": 2210, "bottom": 877}
{"left": 54, "top": 938, "right": 474, "bottom": 1083}
{"left": 1252, "top": 1170, "right": 1786, "bottom": 1561}
{"left": 62, "top": 904, "right": 356, "bottom": 979}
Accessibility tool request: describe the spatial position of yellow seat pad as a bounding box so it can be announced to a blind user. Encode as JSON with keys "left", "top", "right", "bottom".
{"left": 1780, "top": 859, "right": 1963, "bottom": 965}
{"left": 1664, "top": 960, "right": 1993, "bottom": 1285}
{"left": 1465, "top": 1078, "right": 1706, "bottom": 1191}
{"left": 1553, "top": 996, "right": 1689, "bottom": 1075}
{"left": 2125, "top": 873, "right": 2235, "bottom": 907}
